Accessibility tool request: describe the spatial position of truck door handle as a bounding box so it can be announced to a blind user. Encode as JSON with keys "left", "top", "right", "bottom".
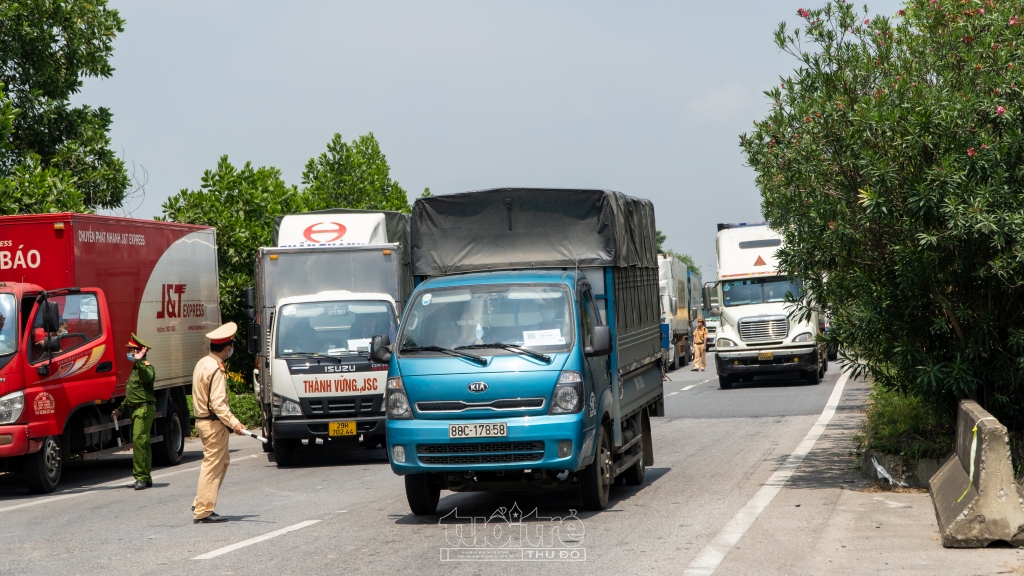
{"left": 96, "top": 361, "right": 113, "bottom": 373}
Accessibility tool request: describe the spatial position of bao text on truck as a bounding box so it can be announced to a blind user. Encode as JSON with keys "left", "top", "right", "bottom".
{"left": 247, "top": 210, "right": 412, "bottom": 467}
{"left": 710, "top": 222, "right": 826, "bottom": 389}
{"left": 375, "top": 188, "right": 665, "bottom": 514}
{"left": 0, "top": 214, "right": 220, "bottom": 493}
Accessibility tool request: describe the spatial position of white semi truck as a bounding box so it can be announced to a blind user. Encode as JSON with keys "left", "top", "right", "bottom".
{"left": 245, "top": 210, "right": 411, "bottom": 466}
{"left": 711, "top": 222, "right": 825, "bottom": 389}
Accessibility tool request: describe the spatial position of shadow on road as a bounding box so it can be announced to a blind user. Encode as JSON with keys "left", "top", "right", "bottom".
{"left": 392, "top": 466, "right": 672, "bottom": 525}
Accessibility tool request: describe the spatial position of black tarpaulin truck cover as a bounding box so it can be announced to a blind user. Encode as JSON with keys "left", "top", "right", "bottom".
{"left": 411, "top": 188, "right": 658, "bottom": 276}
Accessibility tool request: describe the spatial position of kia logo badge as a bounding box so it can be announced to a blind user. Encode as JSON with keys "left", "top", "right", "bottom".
{"left": 468, "top": 382, "right": 488, "bottom": 393}
{"left": 302, "top": 222, "right": 347, "bottom": 243}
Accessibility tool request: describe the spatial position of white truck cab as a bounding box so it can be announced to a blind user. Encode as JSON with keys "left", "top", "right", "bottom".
{"left": 712, "top": 222, "right": 825, "bottom": 389}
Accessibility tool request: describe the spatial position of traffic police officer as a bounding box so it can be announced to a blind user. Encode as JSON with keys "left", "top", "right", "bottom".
{"left": 111, "top": 334, "right": 156, "bottom": 490}
{"left": 192, "top": 322, "right": 245, "bottom": 524}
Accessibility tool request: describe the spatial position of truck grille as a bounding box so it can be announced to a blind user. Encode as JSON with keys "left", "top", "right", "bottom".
{"left": 415, "top": 398, "right": 545, "bottom": 412}
{"left": 302, "top": 395, "right": 381, "bottom": 418}
{"left": 738, "top": 317, "right": 789, "bottom": 342}
{"left": 417, "top": 441, "right": 545, "bottom": 465}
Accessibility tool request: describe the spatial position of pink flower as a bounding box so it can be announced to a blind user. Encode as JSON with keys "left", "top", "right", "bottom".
{"left": 828, "top": 222, "right": 835, "bottom": 230}
{"left": 979, "top": 8, "right": 984, "bottom": 14}
{"left": 982, "top": 144, "right": 989, "bottom": 149}
{"left": 864, "top": 18, "right": 871, "bottom": 25}
{"left": 997, "top": 106, "right": 1006, "bottom": 115}
{"left": 1012, "top": 17, "right": 1018, "bottom": 25}
{"left": 797, "top": 8, "right": 810, "bottom": 17}
{"left": 968, "top": 147, "right": 976, "bottom": 156}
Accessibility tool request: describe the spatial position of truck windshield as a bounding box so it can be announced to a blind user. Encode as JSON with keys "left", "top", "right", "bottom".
{"left": 398, "top": 284, "right": 573, "bottom": 354}
{"left": 722, "top": 277, "right": 802, "bottom": 307}
{"left": 0, "top": 294, "right": 16, "bottom": 356}
{"left": 276, "top": 300, "right": 396, "bottom": 357}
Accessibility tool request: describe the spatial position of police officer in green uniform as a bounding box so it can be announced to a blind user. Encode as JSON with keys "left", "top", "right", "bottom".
{"left": 111, "top": 334, "right": 156, "bottom": 490}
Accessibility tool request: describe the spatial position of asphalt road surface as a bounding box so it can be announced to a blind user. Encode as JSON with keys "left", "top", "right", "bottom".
{"left": 1, "top": 354, "right": 854, "bottom": 575}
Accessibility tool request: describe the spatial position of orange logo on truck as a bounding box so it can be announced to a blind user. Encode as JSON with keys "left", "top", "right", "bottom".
{"left": 302, "top": 222, "right": 347, "bottom": 243}
{"left": 754, "top": 256, "right": 767, "bottom": 266}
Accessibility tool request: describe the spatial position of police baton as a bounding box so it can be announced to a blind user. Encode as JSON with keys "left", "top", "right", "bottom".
{"left": 242, "top": 430, "right": 268, "bottom": 443}
{"left": 112, "top": 412, "right": 123, "bottom": 447}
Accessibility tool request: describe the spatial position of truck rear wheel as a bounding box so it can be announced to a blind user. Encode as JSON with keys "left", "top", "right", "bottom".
{"left": 23, "top": 435, "right": 64, "bottom": 494}
{"left": 622, "top": 419, "right": 647, "bottom": 486}
{"left": 274, "top": 438, "right": 296, "bottom": 467}
{"left": 153, "top": 401, "right": 185, "bottom": 466}
{"left": 405, "top": 473, "right": 440, "bottom": 515}
{"left": 580, "top": 426, "right": 611, "bottom": 510}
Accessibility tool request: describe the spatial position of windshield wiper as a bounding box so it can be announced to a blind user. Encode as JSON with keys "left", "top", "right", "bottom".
{"left": 457, "top": 343, "right": 551, "bottom": 363}
{"left": 400, "top": 345, "right": 488, "bottom": 365}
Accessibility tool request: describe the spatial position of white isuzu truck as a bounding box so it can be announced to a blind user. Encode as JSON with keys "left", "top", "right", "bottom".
{"left": 711, "top": 222, "right": 825, "bottom": 389}
{"left": 245, "top": 209, "right": 412, "bottom": 466}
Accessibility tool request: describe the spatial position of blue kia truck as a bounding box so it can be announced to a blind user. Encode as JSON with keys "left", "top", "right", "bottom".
{"left": 370, "top": 188, "right": 665, "bottom": 514}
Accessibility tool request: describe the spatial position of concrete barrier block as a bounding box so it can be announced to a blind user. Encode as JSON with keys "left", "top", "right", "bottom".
{"left": 929, "top": 400, "right": 1024, "bottom": 547}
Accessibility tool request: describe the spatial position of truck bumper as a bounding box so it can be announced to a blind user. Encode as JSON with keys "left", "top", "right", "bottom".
{"left": 386, "top": 413, "right": 589, "bottom": 476}
{"left": 0, "top": 425, "right": 28, "bottom": 458}
{"left": 715, "top": 346, "right": 818, "bottom": 375}
{"left": 274, "top": 416, "right": 386, "bottom": 439}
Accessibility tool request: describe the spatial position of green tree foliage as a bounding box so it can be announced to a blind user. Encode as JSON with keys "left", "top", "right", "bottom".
{"left": 655, "top": 230, "right": 700, "bottom": 273}
{"left": 0, "top": 0, "right": 129, "bottom": 212}
{"left": 741, "top": 1, "right": 1024, "bottom": 425}
{"left": 161, "top": 156, "right": 305, "bottom": 371}
{"left": 302, "top": 133, "right": 411, "bottom": 213}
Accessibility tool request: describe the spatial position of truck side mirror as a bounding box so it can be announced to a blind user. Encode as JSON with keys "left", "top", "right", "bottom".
{"left": 42, "top": 301, "right": 60, "bottom": 333}
{"left": 45, "top": 335, "right": 61, "bottom": 353}
{"left": 370, "top": 334, "right": 392, "bottom": 364}
{"left": 702, "top": 286, "right": 713, "bottom": 311}
{"left": 585, "top": 325, "right": 612, "bottom": 357}
{"left": 247, "top": 323, "right": 260, "bottom": 355}
{"left": 244, "top": 287, "right": 255, "bottom": 308}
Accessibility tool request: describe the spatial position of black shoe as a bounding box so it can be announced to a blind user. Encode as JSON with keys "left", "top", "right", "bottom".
{"left": 194, "top": 514, "right": 228, "bottom": 524}
{"left": 127, "top": 480, "right": 152, "bottom": 490}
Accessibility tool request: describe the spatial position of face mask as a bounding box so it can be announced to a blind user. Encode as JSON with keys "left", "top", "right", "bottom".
{"left": 226, "top": 346, "right": 234, "bottom": 359}
{"left": 127, "top": 352, "right": 136, "bottom": 362}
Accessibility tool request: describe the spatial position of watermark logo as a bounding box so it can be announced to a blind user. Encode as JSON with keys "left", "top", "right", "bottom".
{"left": 438, "top": 503, "right": 586, "bottom": 562}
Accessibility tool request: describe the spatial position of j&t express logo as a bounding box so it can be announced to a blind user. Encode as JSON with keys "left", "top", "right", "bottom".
{"left": 302, "top": 222, "right": 347, "bottom": 244}
{"left": 157, "top": 284, "right": 206, "bottom": 319}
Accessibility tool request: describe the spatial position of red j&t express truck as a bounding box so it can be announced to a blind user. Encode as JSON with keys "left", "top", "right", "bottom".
{"left": 0, "top": 214, "right": 221, "bottom": 493}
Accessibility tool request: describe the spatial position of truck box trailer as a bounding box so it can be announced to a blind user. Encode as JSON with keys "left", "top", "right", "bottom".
{"left": 379, "top": 188, "right": 664, "bottom": 513}
{"left": 0, "top": 213, "right": 220, "bottom": 492}
{"left": 658, "top": 255, "right": 702, "bottom": 370}
{"left": 249, "top": 210, "right": 412, "bottom": 466}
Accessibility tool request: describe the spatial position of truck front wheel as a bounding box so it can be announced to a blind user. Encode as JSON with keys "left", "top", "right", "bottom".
{"left": 804, "top": 366, "right": 822, "bottom": 385}
{"left": 23, "top": 435, "right": 64, "bottom": 494}
{"left": 153, "top": 401, "right": 185, "bottom": 466}
{"left": 718, "top": 374, "right": 735, "bottom": 390}
{"left": 405, "top": 473, "right": 441, "bottom": 515}
{"left": 580, "top": 426, "right": 611, "bottom": 510}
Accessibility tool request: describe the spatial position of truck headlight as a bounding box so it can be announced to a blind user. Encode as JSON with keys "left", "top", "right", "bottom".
{"left": 716, "top": 338, "right": 737, "bottom": 348}
{"left": 0, "top": 391, "right": 25, "bottom": 425}
{"left": 792, "top": 332, "right": 813, "bottom": 343}
{"left": 386, "top": 377, "right": 412, "bottom": 419}
{"left": 272, "top": 393, "right": 302, "bottom": 417}
{"left": 550, "top": 371, "right": 583, "bottom": 414}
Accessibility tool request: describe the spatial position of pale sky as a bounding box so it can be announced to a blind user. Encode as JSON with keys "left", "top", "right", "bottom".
{"left": 76, "top": 0, "right": 904, "bottom": 276}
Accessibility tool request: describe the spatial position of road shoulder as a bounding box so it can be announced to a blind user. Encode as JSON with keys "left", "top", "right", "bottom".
{"left": 716, "top": 375, "right": 1024, "bottom": 575}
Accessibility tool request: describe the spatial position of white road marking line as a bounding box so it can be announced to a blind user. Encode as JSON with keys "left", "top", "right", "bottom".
{"left": 682, "top": 377, "right": 715, "bottom": 392}
{"left": 192, "top": 520, "right": 320, "bottom": 560}
{"left": 0, "top": 453, "right": 259, "bottom": 513}
{"left": 684, "top": 372, "right": 850, "bottom": 576}
{"left": 667, "top": 392, "right": 679, "bottom": 396}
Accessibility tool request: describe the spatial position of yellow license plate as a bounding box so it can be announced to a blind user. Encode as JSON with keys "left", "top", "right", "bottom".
{"left": 758, "top": 351, "right": 774, "bottom": 361}
{"left": 328, "top": 421, "right": 357, "bottom": 436}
